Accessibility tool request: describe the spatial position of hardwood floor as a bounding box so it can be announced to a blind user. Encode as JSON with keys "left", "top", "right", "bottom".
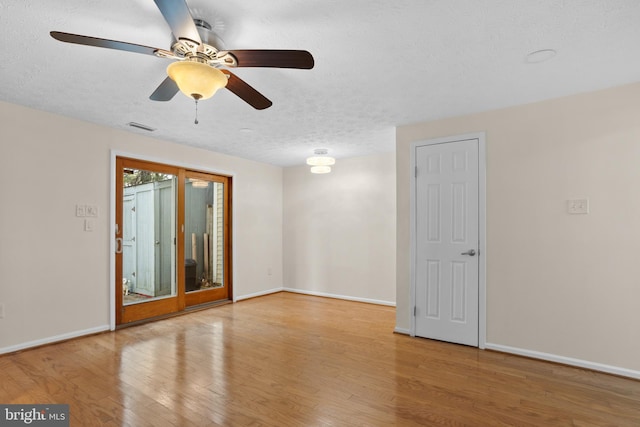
{"left": 1, "top": 292, "right": 639, "bottom": 426}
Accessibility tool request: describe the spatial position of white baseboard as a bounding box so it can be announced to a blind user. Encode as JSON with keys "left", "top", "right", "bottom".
{"left": 0, "top": 325, "right": 110, "bottom": 355}
{"left": 234, "top": 287, "right": 284, "bottom": 302}
{"left": 485, "top": 342, "right": 640, "bottom": 380}
{"left": 282, "top": 287, "right": 395, "bottom": 307}
{"left": 2, "top": 291, "right": 393, "bottom": 354}
{"left": 394, "top": 327, "right": 410, "bottom": 335}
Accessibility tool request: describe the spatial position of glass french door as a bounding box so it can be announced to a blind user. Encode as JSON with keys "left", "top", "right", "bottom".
{"left": 183, "top": 171, "right": 230, "bottom": 307}
{"left": 115, "top": 157, "right": 231, "bottom": 325}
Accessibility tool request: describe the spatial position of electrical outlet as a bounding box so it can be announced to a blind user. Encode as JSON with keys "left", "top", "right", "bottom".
{"left": 567, "top": 199, "right": 589, "bottom": 214}
{"left": 76, "top": 204, "right": 86, "bottom": 217}
{"left": 84, "top": 219, "right": 94, "bottom": 232}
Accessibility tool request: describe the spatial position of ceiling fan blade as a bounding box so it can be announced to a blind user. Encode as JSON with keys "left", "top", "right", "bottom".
{"left": 229, "top": 50, "right": 314, "bottom": 69}
{"left": 50, "top": 31, "right": 160, "bottom": 56}
{"left": 221, "top": 70, "right": 272, "bottom": 110}
{"left": 153, "top": 0, "right": 201, "bottom": 44}
{"left": 150, "top": 77, "right": 179, "bottom": 101}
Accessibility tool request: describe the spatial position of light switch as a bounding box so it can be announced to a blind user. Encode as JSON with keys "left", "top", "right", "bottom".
{"left": 86, "top": 204, "right": 98, "bottom": 217}
{"left": 567, "top": 199, "right": 589, "bottom": 214}
{"left": 76, "top": 204, "right": 86, "bottom": 217}
{"left": 84, "top": 219, "right": 94, "bottom": 232}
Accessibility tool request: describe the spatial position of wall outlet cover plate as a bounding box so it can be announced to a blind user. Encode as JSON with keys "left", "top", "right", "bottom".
{"left": 567, "top": 199, "right": 589, "bottom": 214}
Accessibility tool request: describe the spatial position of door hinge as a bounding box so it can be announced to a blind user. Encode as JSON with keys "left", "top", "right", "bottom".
{"left": 414, "top": 306, "right": 417, "bottom": 316}
{"left": 415, "top": 166, "right": 418, "bottom": 178}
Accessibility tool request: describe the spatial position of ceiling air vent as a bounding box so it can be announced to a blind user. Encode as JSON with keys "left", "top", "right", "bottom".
{"left": 127, "top": 122, "right": 156, "bottom": 132}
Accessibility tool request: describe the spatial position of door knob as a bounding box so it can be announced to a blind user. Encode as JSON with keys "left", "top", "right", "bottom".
{"left": 461, "top": 249, "right": 476, "bottom": 256}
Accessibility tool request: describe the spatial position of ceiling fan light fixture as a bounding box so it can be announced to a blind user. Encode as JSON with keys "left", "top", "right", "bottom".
{"left": 167, "top": 61, "right": 228, "bottom": 100}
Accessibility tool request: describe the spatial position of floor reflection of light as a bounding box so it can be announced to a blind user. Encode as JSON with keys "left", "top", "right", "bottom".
{"left": 204, "top": 321, "right": 228, "bottom": 424}
{"left": 117, "top": 317, "right": 230, "bottom": 424}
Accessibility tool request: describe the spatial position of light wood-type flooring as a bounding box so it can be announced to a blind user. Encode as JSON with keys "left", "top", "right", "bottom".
{"left": 1, "top": 292, "right": 639, "bottom": 426}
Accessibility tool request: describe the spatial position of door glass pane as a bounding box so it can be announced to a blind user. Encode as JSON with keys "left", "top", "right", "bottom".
{"left": 122, "top": 168, "right": 177, "bottom": 305}
{"left": 185, "top": 178, "right": 224, "bottom": 292}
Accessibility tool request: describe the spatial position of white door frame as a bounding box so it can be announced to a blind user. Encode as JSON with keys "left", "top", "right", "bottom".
{"left": 409, "top": 132, "right": 487, "bottom": 348}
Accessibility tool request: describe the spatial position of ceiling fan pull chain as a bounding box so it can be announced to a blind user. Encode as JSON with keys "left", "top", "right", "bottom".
{"left": 194, "top": 99, "right": 199, "bottom": 125}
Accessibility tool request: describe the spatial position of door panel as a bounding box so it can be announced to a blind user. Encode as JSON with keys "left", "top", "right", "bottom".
{"left": 184, "top": 171, "right": 230, "bottom": 307}
{"left": 135, "top": 186, "right": 155, "bottom": 296}
{"left": 415, "top": 139, "right": 479, "bottom": 346}
{"left": 122, "top": 194, "right": 136, "bottom": 291}
{"left": 116, "top": 158, "right": 181, "bottom": 325}
{"left": 155, "top": 180, "right": 175, "bottom": 296}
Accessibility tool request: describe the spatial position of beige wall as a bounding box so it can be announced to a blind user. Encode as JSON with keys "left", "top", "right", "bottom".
{"left": 0, "top": 101, "right": 283, "bottom": 351}
{"left": 396, "top": 82, "right": 640, "bottom": 373}
{"left": 283, "top": 153, "right": 396, "bottom": 305}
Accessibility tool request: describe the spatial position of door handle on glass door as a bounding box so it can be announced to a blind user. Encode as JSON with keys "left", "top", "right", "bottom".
{"left": 115, "top": 237, "right": 123, "bottom": 254}
{"left": 461, "top": 249, "right": 476, "bottom": 256}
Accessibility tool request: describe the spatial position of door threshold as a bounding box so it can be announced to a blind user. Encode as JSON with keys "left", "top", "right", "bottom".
{"left": 185, "top": 299, "right": 232, "bottom": 313}
{"left": 116, "top": 299, "right": 232, "bottom": 329}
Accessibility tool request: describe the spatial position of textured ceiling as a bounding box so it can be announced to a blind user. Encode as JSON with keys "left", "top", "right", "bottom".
{"left": 1, "top": 1, "right": 640, "bottom": 166}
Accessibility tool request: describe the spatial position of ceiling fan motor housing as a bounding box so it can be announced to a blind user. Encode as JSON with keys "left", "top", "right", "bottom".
{"left": 170, "top": 19, "right": 233, "bottom": 66}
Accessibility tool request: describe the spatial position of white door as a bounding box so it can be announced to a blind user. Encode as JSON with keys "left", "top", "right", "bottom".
{"left": 154, "top": 180, "right": 175, "bottom": 297}
{"left": 122, "top": 194, "right": 137, "bottom": 291}
{"left": 414, "top": 138, "right": 479, "bottom": 346}
{"left": 135, "top": 185, "right": 155, "bottom": 296}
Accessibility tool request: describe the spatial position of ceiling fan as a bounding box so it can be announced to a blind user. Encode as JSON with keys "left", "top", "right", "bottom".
{"left": 50, "top": 0, "right": 314, "bottom": 113}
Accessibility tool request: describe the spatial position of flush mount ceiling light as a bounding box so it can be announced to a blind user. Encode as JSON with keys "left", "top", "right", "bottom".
{"left": 189, "top": 178, "right": 209, "bottom": 188}
{"left": 310, "top": 165, "right": 332, "bottom": 174}
{"left": 307, "top": 149, "right": 335, "bottom": 174}
{"left": 525, "top": 49, "right": 557, "bottom": 64}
